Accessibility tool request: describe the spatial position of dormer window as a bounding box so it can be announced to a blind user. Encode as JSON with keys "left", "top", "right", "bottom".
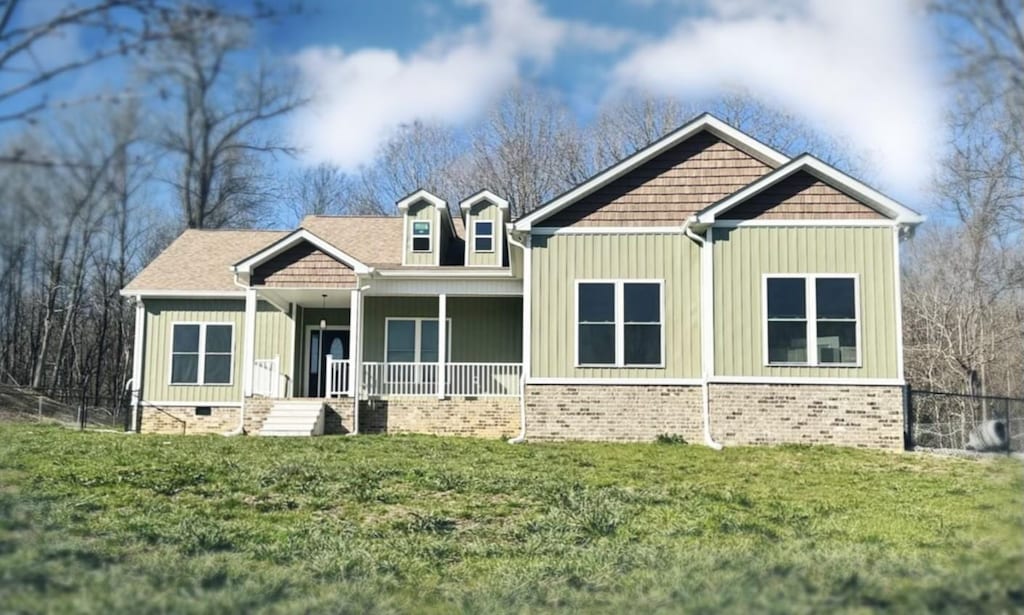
{"left": 473, "top": 220, "right": 494, "bottom": 252}
{"left": 411, "top": 220, "right": 431, "bottom": 252}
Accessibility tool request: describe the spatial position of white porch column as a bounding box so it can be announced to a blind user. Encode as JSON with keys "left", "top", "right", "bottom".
{"left": 130, "top": 297, "right": 145, "bottom": 432}
{"left": 242, "top": 288, "right": 257, "bottom": 398}
{"left": 349, "top": 288, "right": 360, "bottom": 397}
{"left": 437, "top": 293, "right": 447, "bottom": 399}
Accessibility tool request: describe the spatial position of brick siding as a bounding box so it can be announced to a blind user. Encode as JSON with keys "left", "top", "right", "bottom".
{"left": 359, "top": 397, "right": 519, "bottom": 439}
{"left": 524, "top": 384, "right": 704, "bottom": 442}
{"left": 708, "top": 383, "right": 904, "bottom": 450}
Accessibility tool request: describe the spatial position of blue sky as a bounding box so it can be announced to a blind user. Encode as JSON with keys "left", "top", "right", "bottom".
{"left": 10, "top": 0, "right": 950, "bottom": 210}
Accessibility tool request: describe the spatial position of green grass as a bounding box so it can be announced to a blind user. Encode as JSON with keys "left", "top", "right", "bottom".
{"left": 0, "top": 424, "right": 1021, "bottom": 614}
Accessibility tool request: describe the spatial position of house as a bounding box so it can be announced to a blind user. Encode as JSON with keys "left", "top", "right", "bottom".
{"left": 121, "top": 113, "right": 923, "bottom": 449}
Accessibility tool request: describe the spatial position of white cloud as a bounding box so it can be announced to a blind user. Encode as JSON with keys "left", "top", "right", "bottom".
{"left": 611, "top": 0, "right": 943, "bottom": 196}
{"left": 291, "top": 0, "right": 628, "bottom": 171}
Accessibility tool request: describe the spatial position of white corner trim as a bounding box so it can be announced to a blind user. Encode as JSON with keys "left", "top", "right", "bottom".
{"left": 397, "top": 189, "right": 446, "bottom": 211}
{"left": 708, "top": 376, "right": 905, "bottom": 387}
{"left": 233, "top": 228, "right": 372, "bottom": 276}
{"left": 459, "top": 189, "right": 509, "bottom": 211}
{"left": 696, "top": 154, "right": 925, "bottom": 226}
{"left": 892, "top": 226, "right": 906, "bottom": 381}
{"left": 514, "top": 113, "right": 789, "bottom": 231}
{"left": 526, "top": 377, "right": 702, "bottom": 386}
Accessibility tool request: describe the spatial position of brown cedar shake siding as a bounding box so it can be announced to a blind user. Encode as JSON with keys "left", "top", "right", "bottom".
{"left": 726, "top": 171, "right": 886, "bottom": 220}
{"left": 543, "top": 131, "right": 772, "bottom": 227}
{"left": 252, "top": 241, "right": 356, "bottom": 288}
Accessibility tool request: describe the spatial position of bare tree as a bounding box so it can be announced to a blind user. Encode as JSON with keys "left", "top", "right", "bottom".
{"left": 902, "top": 0, "right": 1024, "bottom": 399}
{"left": 468, "top": 85, "right": 588, "bottom": 217}
{"left": 591, "top": 91, "right": 866, "bottom": 176}
{"left": 147, "top": 6, "right": 306, "bottom": 229}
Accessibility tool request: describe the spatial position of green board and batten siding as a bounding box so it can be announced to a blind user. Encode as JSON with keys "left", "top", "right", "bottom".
{"left": 143, "top": 299, "right": 246, "bottom": 403}
{"left": 530, "top": 233, "right": 701, "bottom": 379}
{"left": 712, "top": 226, "right": 898, "bottom": 379}
{"left": 466, "top": 201, "right": 504, "bottom": 267}
{"left": 362, "top": 296, "right": 522, "bottom": 363}
{"left": 255, "top": 302, "right": 294, "bottom": 394}
{"left": 404, "top": 201, "right": 437, "bottom": 266}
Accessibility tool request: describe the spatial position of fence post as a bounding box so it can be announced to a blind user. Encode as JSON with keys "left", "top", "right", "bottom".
{"left": 38, "top": 396, "right": 42, "bottom": 421}
{"left": 1005, "top": 398, "right": 1012, "bottom": 455}
{"left": 909, "top": 380, "right": 917, "bottom": 448}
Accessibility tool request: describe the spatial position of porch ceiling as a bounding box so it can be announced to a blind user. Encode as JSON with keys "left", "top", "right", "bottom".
{"left": 258, "top": 287, "right": 353, "bottom": 309}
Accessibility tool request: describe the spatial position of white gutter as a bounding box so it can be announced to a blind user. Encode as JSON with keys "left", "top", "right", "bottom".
{"left": 505, "top": 227, "right": 530, "bottom": 444}
{"left": 683, "top": 216, "right": 723, "bottom": 451}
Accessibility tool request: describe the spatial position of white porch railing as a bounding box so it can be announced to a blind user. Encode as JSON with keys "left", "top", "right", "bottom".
{"left": 360, "top": 361, "right": 521, "bottom": 397}
{"left": 253, "top": 357, "right": 280, "bottom": 397}
{"left": 325, "top": 355, "right": 351, "bottom": 397}
{"left": 446, "top": 362, "right": 522, "bottom": 396}
{"left": 362, "top": 362, "right": 438, "bottom": 397}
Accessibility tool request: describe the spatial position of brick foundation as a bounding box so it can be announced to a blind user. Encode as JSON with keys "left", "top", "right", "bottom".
{"left": 524, "top": 384, "right": 704, "bottom": 443}
{"left": 358, "top": 396, "right": 520, "bottom": 438}
{"left": 708, "top": 383, "right": 904, "bottom": 450}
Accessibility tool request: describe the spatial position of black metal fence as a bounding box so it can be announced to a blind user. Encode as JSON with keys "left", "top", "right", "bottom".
{"left": 906, "top": 389, "right": 1024, "bottom": 452}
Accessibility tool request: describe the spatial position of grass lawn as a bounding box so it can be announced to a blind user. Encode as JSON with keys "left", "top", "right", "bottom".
{"left": 1, "top": 424, "right": 1022, "bottom": 613}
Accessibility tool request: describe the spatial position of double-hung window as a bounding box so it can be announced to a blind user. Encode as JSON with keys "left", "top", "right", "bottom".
{"left": 385, "top": 318, "right": 452, "bottom": 363}
{"left": 170, "top": 323, "right": 233, "bottom": 385}
{"left": 577, "top": 281, "right": 663, "bottom": 367}
{"left": 473, "top": 220, "right": 494, "bottom": 252}
{"left": 411, "top": 220, "right": 431, "bottom": 252}
{"left": 765, "top": 275, "right": 859, "bottom": 366}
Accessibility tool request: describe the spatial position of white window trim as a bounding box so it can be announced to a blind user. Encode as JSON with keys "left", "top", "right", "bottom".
{"left": 574, "top": 279, "right": 665, "bottom": 369}
{"left": 762, "top": 273, "right": 862, "bottom": 368}
{"left": 472, "top": 219, "right": 495, "bottom": 253}
{"left": 411, "top": 219, "right": 432, "bottom": 253}
{"left": 384, "top": 317, "right": 453, "bottom": 363}
{"left": 168, "top": 322, "right": 235, "bottom": 386}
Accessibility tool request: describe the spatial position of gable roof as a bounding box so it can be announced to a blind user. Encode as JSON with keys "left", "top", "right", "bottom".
{"left": 232, "top": 228, "right": 372, "bottom": 276}
{"left": 695, "top": 154, "right": 925, "bottom": 226}
{"left": 513, "top": 113, "right": 790, "bottom": 230}
{"left": 122, "top": 229, "right": 289, "bottom": 294}
{"left": 460, "top": 189, "right": 509, "bottom": 212}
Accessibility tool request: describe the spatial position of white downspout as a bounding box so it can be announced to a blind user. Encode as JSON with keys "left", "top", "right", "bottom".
{"left": 506, "top": 227, "right": 530, "bottom": 444}
{"left": 684, "top": 216, "right": 723, "bottom": 450}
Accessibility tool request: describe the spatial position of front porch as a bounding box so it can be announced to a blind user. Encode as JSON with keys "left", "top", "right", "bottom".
{"left": 246, "top": 290, "right": 524, "bottom": 402}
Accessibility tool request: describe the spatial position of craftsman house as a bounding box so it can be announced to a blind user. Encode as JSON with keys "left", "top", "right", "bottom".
{"left": 122, "top": 113, "right": 923, "bottom": 449}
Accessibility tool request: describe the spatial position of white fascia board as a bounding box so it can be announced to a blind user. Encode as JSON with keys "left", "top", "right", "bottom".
{"left": 232, "top": 228, "right": 372, "bottom": 275}
{"left": 118, "top": 289, "right": 246, "bottom": 298}
{"left": 459, "top": 189, "right": 510, "bottom": 211}
{"left": 531, "top": 226, "right": 688, "bottom": 235}
{"left": 696, "top": 155, "right": 926, "bottom": 226}
{"left": 397, "top": 189, "right": 447, "bottom": 211}
{"left": 513, "top": 113, "right": 790, "bottom": 231}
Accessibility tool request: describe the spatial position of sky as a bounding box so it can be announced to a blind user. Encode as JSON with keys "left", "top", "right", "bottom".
{"left": 272, "top": 0, "right": 946, "bottom": 205}
{"left": 10, "top": 0, "right": 949, "bottom": 209}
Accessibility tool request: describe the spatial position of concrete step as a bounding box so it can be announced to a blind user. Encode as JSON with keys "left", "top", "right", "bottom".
{"left": 260, "top": 400, "right": 324, "bottom": 437}
{"left": 261, "top": 429, "right": 316, "bottom": 437}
